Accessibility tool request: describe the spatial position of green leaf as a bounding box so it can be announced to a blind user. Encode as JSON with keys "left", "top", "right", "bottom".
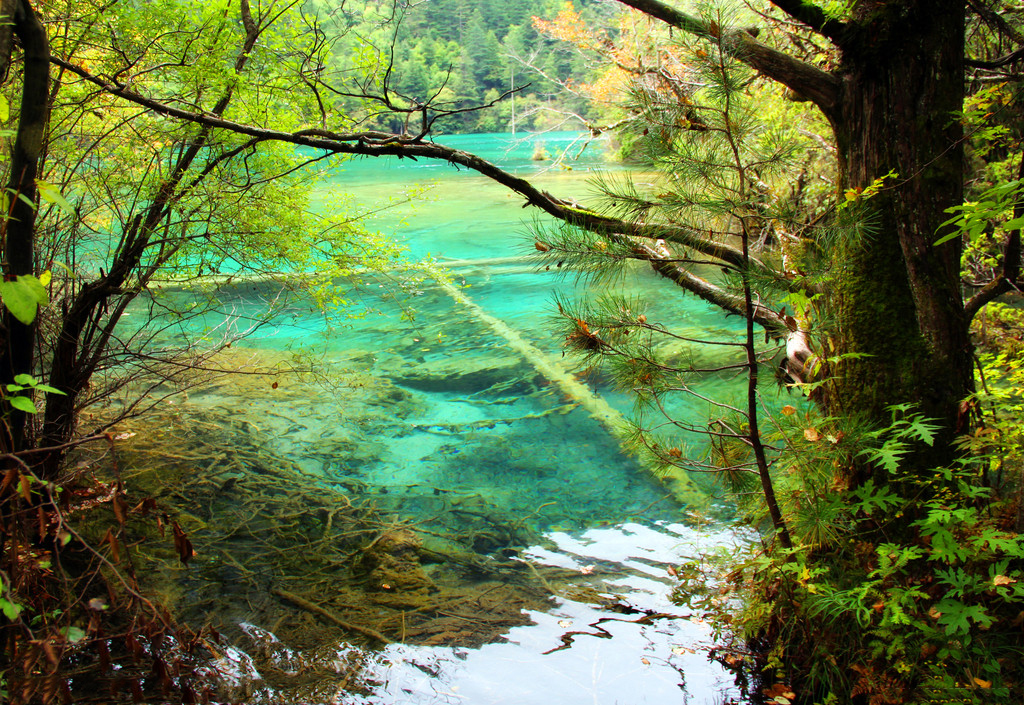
{"left": 15, "top": 191, "right": 33, "bottom": 209}
{"left": 20, "top": 274, "right": 48, "bottom": 306}
{"left": 0, "top": 281, "right": 39, "bottom": 324}
{"left": 60, "top": 626, "right": 87, "bottom": 643}
{"left": 35, "top": 180, "right": 75, "bottom": 216}
{"left": 1002, "top": 215, "right": 1024, "bottom": 231}
{"left": 33, "top": 384, "right": 65, "bottom": 395}
{"left": 13, "top": 373, "right": 35, "bottom": 386}
{"left": 936, "top": 599, "right": 994, "bottom": 635}
{"left": 1, "top": 597, "right": 22, "bottom": 620}
{"left": 0, "top": 274, "right": 49, "bottom": 324}
{"left": 8, "top": 396, "right": 37, "bottom": 414}
{"left": 0, "top": 94, "right": 8, "bottom": 122}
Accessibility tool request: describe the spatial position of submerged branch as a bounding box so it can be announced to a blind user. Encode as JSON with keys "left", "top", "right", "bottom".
{"left": 270, "top": 588, "right": 393, "bottom": 644}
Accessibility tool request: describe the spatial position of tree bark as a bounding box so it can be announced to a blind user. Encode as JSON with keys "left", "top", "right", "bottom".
{"left": 826, "top": 2, "right": 972, "bottom": 466}
{"left": 2, "top": 0, "right": 49, "bottom": 453}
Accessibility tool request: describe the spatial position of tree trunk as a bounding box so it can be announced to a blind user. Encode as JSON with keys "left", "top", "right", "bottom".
{"left": 826, "top": 2, "right": 972, "bottom": 474}
{"left": 1, "top": 0, "right": 49, "bottom": 453}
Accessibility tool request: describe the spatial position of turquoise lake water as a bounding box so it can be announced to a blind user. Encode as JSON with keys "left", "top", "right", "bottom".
{"left": 147, "top": 133, "right": 752, "bottom": 703}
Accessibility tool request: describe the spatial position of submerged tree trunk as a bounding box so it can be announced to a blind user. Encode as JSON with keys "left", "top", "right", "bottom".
{"left": 826, "top": 2, "right": 971, "bottom": 472}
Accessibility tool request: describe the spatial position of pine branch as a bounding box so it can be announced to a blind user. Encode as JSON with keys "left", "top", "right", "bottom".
{"left": 612, "top": 0, "right": 840, "bottom": 115}
{"left": 637, "top": 239, "right": 788, "bottom": 335}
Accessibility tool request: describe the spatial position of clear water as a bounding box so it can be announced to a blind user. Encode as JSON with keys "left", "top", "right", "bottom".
{"left": 153, "top": 133, "right": 751, "bottom": 703}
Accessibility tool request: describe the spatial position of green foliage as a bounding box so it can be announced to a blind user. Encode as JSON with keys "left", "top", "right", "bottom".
{"left": 687, "top": 396, "right": 1024, "bottom": 704}
{"left": 0, "top": 273, "right": 50, "bottom": 325}
{"left": 935, "top": 178, "right": 1024, "bottom": 246}
{"left": 857, "top": 404, "right": 940, "bottom": 474}
{"left": 3, "top": 374, "right": 67, "bottom": 416}
{"left": 661, "top": 290, "right": 1024, "bottom": 702}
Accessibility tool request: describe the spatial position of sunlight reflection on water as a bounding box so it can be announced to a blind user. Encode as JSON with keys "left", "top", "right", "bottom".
{"left": 220, "top": 522, "right": 747, "bottom": 705}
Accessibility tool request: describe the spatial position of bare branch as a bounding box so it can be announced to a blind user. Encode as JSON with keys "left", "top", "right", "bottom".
{"left": 967, "top": 46, "right": 1024, "bottom": 69}
{"left": 637, "top": 239, "right": 788, "bottom": 336}
{"left": 767, "top": 0, "right": 849, "bottom": 44}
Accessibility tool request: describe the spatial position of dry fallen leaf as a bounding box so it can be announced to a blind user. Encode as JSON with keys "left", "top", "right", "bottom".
{"left": 993, "top": 575, "right": 1017, "bottom": 586}
{"left": 763, "top": 684, "right": 796, "bottom": 701}
{"left": 804, "top": 427, "right": 820, "bottom": 442}
{"left": 781, "top": 405, "right": 797, "bottom": 416}
{"left": 557, "top": 619, "right": 573, "bottom": 628}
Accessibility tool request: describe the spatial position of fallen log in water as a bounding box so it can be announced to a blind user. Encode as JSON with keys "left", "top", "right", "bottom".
{"left": 432, "top": 274, "right": 702, "bottom": 505}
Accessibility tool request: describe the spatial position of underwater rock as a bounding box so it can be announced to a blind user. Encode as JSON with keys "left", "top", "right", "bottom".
{"left": 390, "top": 355, "right": 540, "bottom": 393}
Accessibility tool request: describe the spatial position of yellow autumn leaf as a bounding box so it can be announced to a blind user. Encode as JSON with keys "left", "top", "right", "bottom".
{"left": 973, "top": 677, "right": 992, "bottom": 688}
{"left": 804, "top": 428, "right": 820, "bottom": 442}
{"left": 993, "top": 575, "right": 1017, "bottom": 586}
{"left": 781, "top": 405, "right": 797, "bottom": 416}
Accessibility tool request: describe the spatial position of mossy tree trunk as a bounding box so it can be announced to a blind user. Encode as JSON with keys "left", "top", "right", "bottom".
{"left": 826, "top": 2, "right": 972, "bottom": 472}
{"left": 616, "top": 0, "right": 974, "bottom": 478}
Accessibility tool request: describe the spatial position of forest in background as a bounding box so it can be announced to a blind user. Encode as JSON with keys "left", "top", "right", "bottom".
{"left": 304, "top": 0, "right": 613, "bottom": 134}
